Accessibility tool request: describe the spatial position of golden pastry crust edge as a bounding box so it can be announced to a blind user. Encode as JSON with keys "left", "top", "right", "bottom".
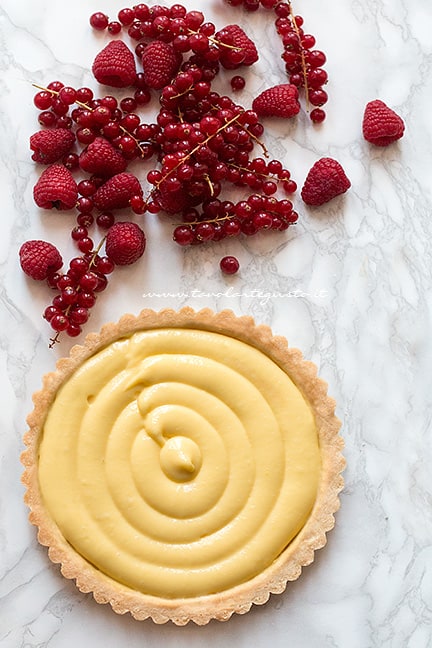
{"left": 21, "top": 307, "right": 345, "bottom": 626}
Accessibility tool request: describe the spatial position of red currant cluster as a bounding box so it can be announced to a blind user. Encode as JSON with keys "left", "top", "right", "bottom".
{"left": 144, "top": 69, "right": 297, "bottom": 226}
{"left": 223, "top": 0, "right": 329, "bottom": 122}
{"left": 43, "top": 249, "right": 114, "bottom": 341}
{"left": 274, "top": 3, "right": 328, "bottom": 122}
{"left": 173, "top": 194, "right": 297, "bottom": 246}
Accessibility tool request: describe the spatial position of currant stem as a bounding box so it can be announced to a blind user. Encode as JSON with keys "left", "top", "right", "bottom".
{"left": 48, "top": 333, "right": 60, "bottom": 348}
{"left": 203, "top": 173, "right": 215, "bottom": 196}
{"left": 287, "top": 4, "right": 310, "bottom": 111}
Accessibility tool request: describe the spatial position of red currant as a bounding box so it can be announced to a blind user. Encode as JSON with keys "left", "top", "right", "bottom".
{"left": 89, "top": 12, "right": 109, "bottom": 30}
{"left": 220, "top": 256, "right": 239, "bottom": 274}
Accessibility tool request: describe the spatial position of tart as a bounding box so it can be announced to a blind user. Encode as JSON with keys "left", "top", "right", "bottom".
{"left": 22, "top": 307, "right": 344, "bottom": 626}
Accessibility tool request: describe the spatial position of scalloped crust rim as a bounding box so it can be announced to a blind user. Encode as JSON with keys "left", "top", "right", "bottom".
{"left": 21, "top": 307, "right": 345, "bottom": 626}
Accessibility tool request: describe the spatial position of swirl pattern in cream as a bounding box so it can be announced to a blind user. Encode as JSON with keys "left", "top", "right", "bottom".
{"left": 38, "top": 328, "right": 321, "bottom": 598}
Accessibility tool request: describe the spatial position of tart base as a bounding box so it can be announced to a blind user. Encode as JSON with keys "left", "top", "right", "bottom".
{"left": 22, "top": 307, "right": 345, "bottom": 626}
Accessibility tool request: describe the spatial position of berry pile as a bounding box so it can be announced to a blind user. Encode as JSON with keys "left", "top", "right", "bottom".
{"left": 21, "top": 3, "right": 300, "bottom": 344}
{"left": 20, "top": 2, "right": 405, "bottom": 346}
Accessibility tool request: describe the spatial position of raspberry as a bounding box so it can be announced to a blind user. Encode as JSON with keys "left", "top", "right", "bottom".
{"left": 33, "top": 164, "right": 78, "bottom": 210}
{"left": 362, "top": 99, "right": 405, "bottom": 147}
{"left": 141, "top": 41, "right": 182, "bottom": 90}
{"left": 301, "top": 157, "right": 351, "bottom": 206}
{"left": 105, "top": 221, "right": 146, "bottom": 265}
{"left": 93, "top": 172, "right": 143, "bottom": 211}
{"left": 155, "top": 181, "right": 193, "bottom": 215}
{"left": 92, "top": 40, "right": 137, "bottom": 88}
{"left": 215, "top": 24, "right": 259, "bottom": 69}
{"left": 79, "top": 137, "right": 127, "bottom": 177}
{"left": 252, "top": 84, "right": 300, "bottom": 118}
{"left": 19, "top": 240, "right": 63, "bottom": 280}
{"left": 30, "top": 128, "right": 76, "bottom": 164}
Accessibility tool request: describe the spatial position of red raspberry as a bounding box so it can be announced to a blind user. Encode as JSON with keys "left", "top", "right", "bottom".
{"left": 215, "top": 24, "right": 259, "bottom": 69}
{"left": 93, "top": 172, "right": 143, "bottom": 211}
{"left": 79, "top": 137, "right": 127, "bottom": 177}
{"left": 105, "top": 221, "right": 146, "bottom": 265}
{"left": 252, "top": 84, "right": 300, "bottom": 118}
{"left": 92, "top": 40, "right": 137, "bottom": 88}
{"left": 362, "top": 99, "right": 405, "bottom": 147}
{"left": 141, "top": 41, "right": 182, "bottom": 90}
{"left": 154, "top": 181, "right": 193, "bottom": 215}
{"left": 301, "top": 157, "right": 351, "bottom": 206}
{"left": 30, "top": 128, "right": 76, "bottom": 164}
{"left": 33, "top": 164, "right": 78, "bottom": 210}
{"left": 19, "top": 240, "right": 63, "bottom": 280}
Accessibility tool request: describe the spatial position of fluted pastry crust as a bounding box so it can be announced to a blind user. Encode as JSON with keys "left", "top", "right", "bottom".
{"left": 22, "top": 307, "right": 345, "bottom": 626}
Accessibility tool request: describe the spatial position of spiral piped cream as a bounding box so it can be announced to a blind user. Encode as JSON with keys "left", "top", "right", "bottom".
{"left": 38, "top": 327, "right": 321, "bottom": 598}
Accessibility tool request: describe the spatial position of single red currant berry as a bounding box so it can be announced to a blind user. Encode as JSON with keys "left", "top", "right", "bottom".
{"left": 97, "top": 256, "right": 115, "bottom": 274}
{"left": 230, "top": 75, "right": 246, "bottom": 91}
{"left": 50, "top": 314, "right": 70, "bottom": 332}
{"left": 130, "top": 194, "right": 146, "bottom": 214}
{"left": 51, "top": 98, "right": 69, "bottom": 117}
{"left": 76, "top": 87, "right": 94, "bottom": 103}
{"left": 310, "top": 108, "right": 326, "bottom": 123}
{"left": 38, "top": 111, "right": 57, "bottom": 127}
{"left": 90, "top": 12, "right": 109, "bottom": 30}
{"left": 77, "top": 179, "right": 97, "bottom": 197}
{"left": 173, "top": 225, "right": 195, "bottom": 246}
{"left": 62, "top": 153, "right": 79, "bottom": 170}
{"left": 120, "top": 97, "right": 138, "bottom": 114}
{"left": 58, "top": 86, "right": 77, "bottom": 105}
{"left": 118, "top": 7, "right": 135, "bottom": 24}
{"left": 34, "top": 91, "right": 53, "bottom": 110}
{"left": 306, "top": 50, "right": 327, "bottom": 68}
{"left": 76, "top": 213, "right": 94, "bottom": 228}
{"left": 69, "top": 306, "right": 89, "bottom": 325}
{"left": 77, "top": 291, "right": 96, "bottom": 308}
{"left": 78, "top": 237, "right": 94, "bottom": 253}
{"left": 79, "top": 272, "right": 99, "bottom": 292}
{"left": 309, "top": 88, "right": 328, "bottom": 107}
{"left": 69, "top": 257, "right": 89, "bottom": 275}
{"left": 43, "top": 305, "right": 60, "bottom": 321}
{"left": 71, "top": 226, "right": 88, "bottom": 241}
{"left": 61, "top": 286, "right": 78, "bottom": 305}
{"left": 94, "top": 273, "right": 108, "bottom": 292}
{"left": 96, "top": 212, "right": 115, "bottom": 229}
{"left": 92, "top": 106, "right": 112, "bottom": 126}
{"left": 282, "top": 179, "right": 297, "bottom": 193}
{"left": 195, "top": 222, "right": 215, "bottom": 241}
{"left": 134, "top": 88, "right": 151, "bottom": 105}
{"left": 76, "top": 197, "right": 93, "bottom": 214}
{"left": 220, "top": 256, "right": 239, "bottom": 275}
{"left": 108, "top": 21, "right": 122, "bottom": 35}
{"left": 66, "top": 323, "right": 83, "bottom": 337}
{"left": 76, "top": 127, "right": 96, "bottom": 145}
{"left": 47, "top": 81, "right": 64, "bottom": 92}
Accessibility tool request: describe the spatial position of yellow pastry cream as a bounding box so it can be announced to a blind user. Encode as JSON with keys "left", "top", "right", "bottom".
{"left": 38, "top": 327, "right": 321, "bottom": 599}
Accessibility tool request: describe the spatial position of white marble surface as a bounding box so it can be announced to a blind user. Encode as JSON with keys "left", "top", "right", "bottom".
{"left": 1, "top": 0, "right": 432, "bottom": 646}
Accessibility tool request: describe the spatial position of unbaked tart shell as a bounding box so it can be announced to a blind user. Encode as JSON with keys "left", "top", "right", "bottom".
{"left": 21, "top": 307, "right": 345, "bottom": 626}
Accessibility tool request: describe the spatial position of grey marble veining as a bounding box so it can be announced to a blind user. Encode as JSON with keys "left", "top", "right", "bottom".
{"left": 1, "top": 0, "right": 431, "bottom": 646}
